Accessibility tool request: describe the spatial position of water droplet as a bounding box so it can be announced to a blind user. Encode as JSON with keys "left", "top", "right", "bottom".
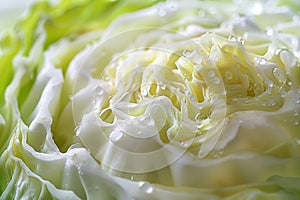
{"left": 267, "top": 98, "right": 276, "bottom": 107}
{"left": 265, "top": 27, "right": 274, "bottom": 36}
{"left": 224, "top": 71, "right": 233, "bottom": 81}
{"left": 253, "top": 82, "right": 264, "bottom": 95}
{"left": 212, "top": 149, "right": 224, "bottom": 158}
{"left": 77, "top": 166, "right": 84, "bottom": 176}
{"left": 272, "top": 67, "right": 286, "bottom": 83}
{"left": 232, "top": 98, "right": 238, "bottom": 102}
{"left": 256, "top": 57, "right": 267, "bottom": 65}
{"left": 294, "top": 111, "right": 299, "bottom": 117}
{"left": 15, "top": 137, "right": 20, "bottom": 145}
{"left": 137, "top": 94, "right": 143, "bottom": 102}
{"left": 279, "top": 49, "right": 296, "bottom": 68}
{"left": 296, "top": 98, "right": 300, "bottom": 104}
{"left": 281, "top": 91, "right": 287, "bottom": 97}
{"left": 208, "top": 70, "right": 215, "bottom": 77}
{"left": 141, "top": 89, "right": 148, "bottom": 97}
{"left": 158, "top": 9, "right": 166, "bottom": 16}
{"left": 109, "top": 130, "right": 123, "bottom": 142}
{"left": 228, "top": 35, "right": 236, "bottom": 42}
{"left": 138, "top": 182, "right": 153, "bottom": 194}
{"left": 190, "top": 95, "right": 196, "bottom": 102}
{"left": 41, "top": 117, "right": 51, "bottom": 123}
{"left": 74, "top": 126, "right": 81, "bottom": 136}
{"left": 212, "top": 77, "right": 220, "bottom": 84}
{"left": 93, "top": 85, "right": 103, "bottom": 95}
{"left": 290, "top": 118, "right": 299, "bottom": 126}
{"left": 267, "top": 89, "right": 272, "bottom": 95}
{"left": 180, "top": 142, "right": 190, "bottom": 148}
{"left": 287, "top": 81, "right": 293, "bottom": 86}
{"left": 160, "top": 83, "right": 166, "bottom": 90}
{"left": 219, "top": 149, "right": 224, "bottom": 156}
{"left": 39, "top": 144, "right": 45, "bottom": 151}
{"left": 183, "top": 49, "right": 193, "bottom": 58}
{"left": 195, "top": 113, "right": 203, "bottom": 122}
{"left": 192, "top": 56, "right": 202, "bottom": 65}
{"left": 195, "top": 111, "right": 209, "bottom": 122}
{"left": 237, "top": 37, "right": 245, "bottom": 45}
{"left": 166, "top": 1, "right": 177, "bottom": 11}
{"left": 141, "top": 116, "right": 152, "bottom": 125}
{"left": 158, "top": 118, "right": 165, "bottom": 126}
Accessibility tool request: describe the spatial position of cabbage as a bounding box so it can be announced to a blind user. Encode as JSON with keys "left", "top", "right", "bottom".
{"left": 1, "top": 0, "right": 300, "bottom": 199}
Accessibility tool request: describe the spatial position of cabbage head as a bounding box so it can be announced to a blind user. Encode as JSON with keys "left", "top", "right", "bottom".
{"left": 1, "top": 0, "right": 300, "bottom": 199}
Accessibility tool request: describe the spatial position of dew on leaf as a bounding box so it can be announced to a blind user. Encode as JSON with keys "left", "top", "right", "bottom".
{"left": 138, "top": 182, "right": 153, "bottom": 194}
